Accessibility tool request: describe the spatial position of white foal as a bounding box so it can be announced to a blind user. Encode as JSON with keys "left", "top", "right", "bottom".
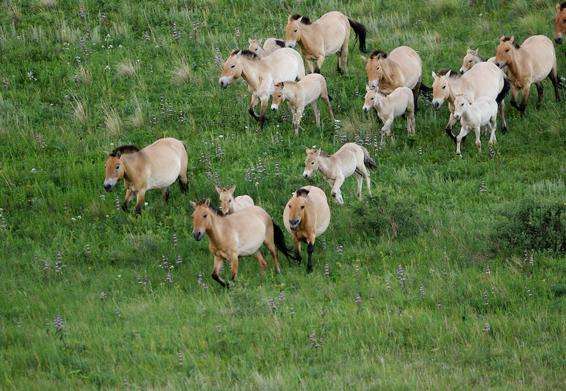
{"left": 452, "top": 95, "right": 498, "bottom": 155}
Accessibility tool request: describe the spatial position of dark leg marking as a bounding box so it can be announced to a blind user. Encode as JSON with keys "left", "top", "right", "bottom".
{"left": 307, "top": 243, "right": 314, "bottom": 273}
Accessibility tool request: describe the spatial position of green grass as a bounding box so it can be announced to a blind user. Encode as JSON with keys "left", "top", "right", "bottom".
{"left": 1, "top": 0, "right": 565, "bottom": 388}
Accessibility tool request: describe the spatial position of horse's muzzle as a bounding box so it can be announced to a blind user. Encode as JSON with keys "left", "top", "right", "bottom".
{"left": 193, "top": 231, "right": 204, "bottom": 241}
{"left": 289, "top": 219, "right": 300, "bottom": 230}
{"left": 104, "top": 184, "right": 112, "bottom": 192}
{"left": 556, "top": 37, "right": 563, "bottom": 44}
{"left": 432, "top": 101, "right": 440, "bottom": 109}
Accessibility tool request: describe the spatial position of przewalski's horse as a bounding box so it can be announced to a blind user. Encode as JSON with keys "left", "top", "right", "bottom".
{"left": 219, "top": 48, "right": 305, "bottom": 128}
{"left": 270, "top": 74, "right": 335, "bottom": 134}
{"left": 215, "top": 185, "right": 254, "bottom": 215}
{"left": 363, "top": 83, "right": 415, "bottom": 145}
{"left": 303, "top": 144, "right": 376, "bottom": 205}
{"left": 365, "top": 47, "right": 429, "bottom": 111}
{"left": 103, "top": 138, "right": 188, "bottom": 214}
{"left": 432, "top": 62, "right": 509, "bottom": 140}
{"left": 248, "top": 38, "right": 286, "bottom": 57}
{"left": 283, "top": 186, "right": 330, "bottom": 273}
{"left": 452, "top": 95, "right": 498, "bottom": 156}
{"left": 460, "top": 48, "right": 496, "bottom": 74}
{"left": 284, "top": 11, "right": 367, "bottom": 74}
{"left": 495, "top": 35, "right": 560, "bottom": 113}
{"left": 555, "top": 2, "right": 566, "bottom": 44}
{"left": 191, "top": 199, "right": 296, "bottom": 287}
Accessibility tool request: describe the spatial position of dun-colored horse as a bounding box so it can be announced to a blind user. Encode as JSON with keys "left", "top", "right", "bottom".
{"left": 215, "top": 185, "right": 254, "bottom": 215}
{"left": 459, "top": 48, "right": 495, "bottom": 74}
{"left": 555, "top": 2, "right": 566, "bottom": 44}
{"left": 103, "top": 137, "right": 188, "bottom": 214}
{"left": 248, "top": 38, "right": 286, "bottom": 57}
{"left": 284, "top": 11, "right": 367, "bottom": 74}
{"left": 283, "top": 186, "right": 330, "bottom": 273}
{"left": 219, "top": 48, "right": 305, "bottom": 127}
{"left": 191, "top": 200, "right": 296, "bottom": 287}
{"left": 495, "top": 35, "right": 560, "bottom": 113}
{"left": 303, "top": 143, "right": 376, "bottom": 205}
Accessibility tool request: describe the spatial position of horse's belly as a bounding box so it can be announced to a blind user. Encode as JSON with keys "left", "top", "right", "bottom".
{"left": 237, "top": 235, "right": 264, "bottom": 256}
{"left": 147, "top": 161, "right": 180, "bottom": 189}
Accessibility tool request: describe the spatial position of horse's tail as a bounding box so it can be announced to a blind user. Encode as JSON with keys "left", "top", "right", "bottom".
{"left": 273, "top": 222, "right": 298, "bottom": 261}
{"left": 419, "top": 83, "right": 433, "bottom": 101}
{"left": 348, "top": 18, "right": 367, "bottom": 53}
{"left": 362, "top": 146, "right": 377, "bottom": 170}
{"left": 496, "top": 78, "right": 510, "bottom": 104}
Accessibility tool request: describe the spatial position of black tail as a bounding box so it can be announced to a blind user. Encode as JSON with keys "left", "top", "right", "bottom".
{"left": 496, "top": 78, "right": 510, "bottom": 104}
{"left": 348, "top": 18, "right": 367, "bottom": 53}
{"left": 420, "top": 83, "right": 433, "bottom": 101}
{"left": 273, "top": 222, "right": 298, "bottom": 261}
{"left": 362, "top": 147, "right": 377, "bottom": 170}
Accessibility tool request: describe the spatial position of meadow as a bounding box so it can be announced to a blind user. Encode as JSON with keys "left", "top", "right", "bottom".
{"left": 0, "top": 0, "right": 565, "bottom": 388}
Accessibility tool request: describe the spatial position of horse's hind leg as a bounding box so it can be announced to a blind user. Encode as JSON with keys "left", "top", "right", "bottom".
{"left": 255, "top": 251, "right": 268, "bottom": 273}
{"left": 412, "top": 81, "right": 421, "bottom": 112}
{"left": 264, "top": 240, "right": 281, "bottom": 274}
{"left": 311, "top": 101, "right": 321, "bottom": 128}
{"left": 338, "top": 34, "right": 350, "bottom": 74}
{"left": 248, "top": 94, "right": 259, "bottom": 120}
{"left": 548, "top": 66, "right": 561, "bottom": 102}
{"left": 357, "top": 162, "right": 372, "bottom": 196}
{"left": 162, "top": 187, "right": 170, "bottom": 203}
{"left": 354, "top": 173, "right": 363, "bottom": 199}
{"left": 134, "top": 189, "right": 146, "bottom": 214}
{"left": 498, "top": 100, "right": 508, "bottom": 133}
{"left": 320, "top": 83, "right": 335, "bottom": 121}
{"left": 211, "top": 256, "right": 228, "bottom": 288}
{"left": 535, "top": 82, "right": 544, "bottom": 109}
{"left": 306, "top": 238, "right": 315, "bottom": 273}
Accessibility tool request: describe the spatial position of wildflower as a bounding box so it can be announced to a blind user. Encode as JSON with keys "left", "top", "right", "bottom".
{"left": 419, "top": 285, "right": 425, "bottom": 299}
{"left": 324, "top": 263, "right": 330, "bottom": 278}
{"left": 396, "top": 264, "right": 406, "bottom": 289}
{"left": 278, "top": 291, "right": 285, "bottom": 302}
{"left": 178, "top": 351, "right": 184, "bottom": 366}
{"left": 355, "top": 292, "right": 362, "bottom": 306}
{"left": 54, "top": 315, "right": 64, "bottom": 338}
{"left": 309, "top": 331, "right": 321, "bottom": 349}
{"left": 483, "top": 322, "right": 491, "bottom": 334}
{"left": 55, "top": 251, "right": 63, "bottom": 274}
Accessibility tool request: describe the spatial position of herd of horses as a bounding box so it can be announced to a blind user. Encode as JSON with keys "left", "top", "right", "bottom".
{"left": 104, "top": 6, "right": 565, "bottom": 287}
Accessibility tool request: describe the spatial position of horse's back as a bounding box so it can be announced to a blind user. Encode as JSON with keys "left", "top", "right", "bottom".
{"left": 522, "top": 35, "right": 555, "bottom": 79}
{"left": 233, "top": 195, "right": 255, "bottom": 212}
{"left": 229, "top": 206, "right": 271, "bottom": 255}
{"left": 143, "top": 138, "right": 186, "bottom": 188}
{"left": 266, "top": 48, "right": 305, "bottom": 81}
{"left": 465, "top": 62, "right": 504, "bottom": 99}
{"left": 389, "top": 46, "right": 422, "bottom": 88}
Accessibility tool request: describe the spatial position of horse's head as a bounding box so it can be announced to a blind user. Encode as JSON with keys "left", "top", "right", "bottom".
{"left": 363, "top": 82, "right": 379, "bottom": 112}
{"left": 303, "top": 148, "right": 321, "bottom": 178}
{"left": 431, "top": 70, "right": 452, "bottom": 109}
{"left": 103, "top": 145, "right": 138, "bottom": 191}
{"left": 215, "top": 185, "right": 235, "bottom": 215}
{"left": 248, "top": 39, "right": 264, "bottom": 56}
{"left": 219, "top": 50, "right": 246, "bottom": 88}
{"left": 452, "top": 95, "right": 472, "bottom": 120}
{"left": 285, "top": 14, "right": 308, "bottom": 48}
{"left": 460, "top": 48, "right": 482, "bottom": 74}
{"left": 287, "top": 188, "right": 310, "bottom": 230}
{"left": 365, "top": 51, "right": 388, "bottom": 86}
{"left": 190, "top": 199, "right": 213, "bottom": 241}
{"left": 495, "top": 36, "right": 517, "bottom": 69}
{"left": 555, "top": 3, "right": 566, "bottom": 44}
{"left": 270, "top": 82, "right": 287, "bottom": 110}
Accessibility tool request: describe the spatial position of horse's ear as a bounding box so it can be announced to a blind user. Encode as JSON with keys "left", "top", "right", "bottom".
{"left": 446, "top": 70, "right": 452, "bottom": 77}
{"left": 432, "top": 71, "right": 438, "bottom": 80}
{"left": 215, "top": 185, "right": 222, "bottom": 194}
{"left": 204, "top": 199, "right": 210, "bottom": 206}
{"left": 509, "top": 36, "right": 515, "bottom": 43}
{"left": 557, "top": 3, "right": 562, "bottom": 12}
{"left": 228, "top": 185, "right": 235, "bottom": 193}
{"left": 499, "top": 35, "right": 506, "bottom": 42}
{"left": 190, "top": 201, "right": 196, "bottom": 209}
{"left": 305, "top": 147, "right": 312, "bottom": 154}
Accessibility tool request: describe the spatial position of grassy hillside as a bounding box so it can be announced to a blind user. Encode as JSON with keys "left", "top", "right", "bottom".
{"left": 1, "top": 0, "right": 564, "bottom": 388}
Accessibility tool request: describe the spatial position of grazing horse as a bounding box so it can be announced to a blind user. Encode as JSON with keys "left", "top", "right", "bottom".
{"left": 303, "top": 143, "right": 376, "bottom": 205}
{"left": 459, "top": 48, "right": 496, "bottom": 74}
{"left": 495, "top": 35, "right": 560, "bottom": 113}
{"left": 363, "top": 83, "right": 415, "bottom": 146}
{"left": 103, "top": 138, "right": 188, "bottom": 214}
{"left": 365, "top": 47, "right": 427, "bottom": 111}
{"left": 191, "top": 200, "right": 295, "bottom": 287}
{"left": 270, "top": 74, "right": 335, "bottom": 134}
{"left": 248, "top": 38, "right": 286, "bottom": 57}
{"left": 432, "top": 62, "right": 508, "bottom": 140}
{"left": 452, "top": 95, "right": 498, "bottom": 155}
{"left": 215, "top": 185, "right": 254, "bottom": 215}
{"left": 555, "top": 2, "right": 566, "bottom": 44}
{"left": 219, "top": 48, "right": 305, "bottom": 127}
{"left": 284, "top": 11, "right": 367, "bottom": 74}
{"left": 283, "top": 187, "right": 330, "bottom": 273}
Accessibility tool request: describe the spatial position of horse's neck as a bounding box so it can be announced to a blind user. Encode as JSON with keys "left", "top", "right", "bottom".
{"left": 374, "top": 93, "right": 386, "bottom": 109}
{"left": 462, "top": 106, "right": 478, "bottom": 124}
{"left": 284, "top": 85, "right": 300, "bottom": 104}
{"left": 317, "top": 154, "right": 335, "bottom": 178}
{"left": 447, "top": 79, "right": 463, "bottom": 103}
{"left": 240, "top": 59, "right": 263, "bottom": 90}
{"left": 299, "top": 25, "right": 319, "bottom": 54}
{"left": 507, "top": 50, "right": 529, "bottom": 83}
{"left": 206, "top": 213, "right": 226, "bottom": 248}
{"left": 121, "top": 152, "right": 145, "bottom": 183}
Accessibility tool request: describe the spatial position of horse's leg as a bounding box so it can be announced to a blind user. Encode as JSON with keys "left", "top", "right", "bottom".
{"left": 380, "top": 117, "right": 394, "bottom": 146}
{"left": 338, "top": 34, "right": 350, "bottom": 74}
{"left": 229, "top": 253, "right": 239, "bottom": 282}
{"left": 258, "top": 96, "right": 269, "bottom": 128}
{"left": 354, "top": 173, "right": 363, "bottom": 199}
{"left": 292, "top": 106, "right": 304, "bottom": 135}
{"left": 306, "top": 236, "right": 316, "bottom": 273}
{"left": 489, "top": 117, "right": 497, "bottom": 146}
{"left": 331, "top": 174, "right": 345, "bottom": 205}
{"left": 519, "top": 85, "right": 531, "bottom": 114}
{"left": 255, "top": 251, "right": 268, "bottom": 272}
{"left": 161, "top": 187, "right": 170, "bottom": 203}
{"left": 134, "top": 189, "right": 146, "bottom": 214}
{"left": 445, "top": 102, "right": 457, "bottom": 142}
{"left": 248, "top": 94, "right": 259, "bottom": 120}
{"left": 211, "top": 255, "right": 227, "bottom": 288}
{"left": 293, "top": 236, "right": 302, "bottom": 264}
{"left": 264, "top": 237, "right": 281, "bottom": 274}
{"left": 535, "top": 82, "right": 544, "bottom": 109}
{"left": 498, "top": 100, "right": 508, "bottom": 134}
{"left": 510, "top": 84, "right": 521, "bottom": 111}
{"left": 311, "top": 100, "right": 320, "bottom": 128}
{"left": 306, "top": 59, "right": 315, "bottom": 74}
{"left": 122, "top": 188, "right": 133, "bottom": 211}
{"left": 548, "top": 66, "right": 561, "bottom": 102}
{"left": 474, "top": 125, "right": 481, "bottom": 153}
{"left": 456, "top": 126, "right": 470, "bottom": 155}
{"left": 315, "top": 56, "right": 325, "bottom": 74}
{"left": 357, "top": 162, "right": 372, "bottom": 196}
{"left": 412, "top": 81, "right": 421, "bottom": 112}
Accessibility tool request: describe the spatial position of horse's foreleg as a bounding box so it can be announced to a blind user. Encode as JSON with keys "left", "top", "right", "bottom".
{"left": 255, "top": 251, "right": 268, "bottom": 272}
{"left": 306, "top": 60, "right": 315, "bottom": 74}
{"left": 248, "top": 94, "right": 259, "bottom": 120}
{"left": 520, "top": 85, "right": 531, "bottom": 114}
{"left": 473, "top": 125, "right": 481, "bottom": 152}
{"left": 455, "top": 126, "right": 470, "bottom": 155}
{"left": 306, "top": 236, "right": 316, "bottom": 273}
{"left": 311, "top": 100, "right": 320, "bottom": 128}
{"left": 315, "top": 56, "right": 325, "bottom": 74}
{"left": 331, "top": 174, "right": 345, "bottom": 205}
{"left": 134, "top": 189, "right": 146, "bottom": 214}
{"left": 380, "top": 117, "right": 394, "bottom": 146}
{"left": 445, "top": 109, "right": 457, "bottom": 142}
{"left": 498, "top": 100, "right": 508, "bottom": 133}
{"left": 510, "top": 84, "right": 520, "bottom": 111}
{"left": 161, "top": 187, "right": 170, "bottom": 203}
{"left": 293, "top": 236, "right": 302, "bottom": 265}
{"left": 535, "top": 82, "right": 544, "bottom": 109}
{"left": 122, "top": 188, "right": 134, "bottom": 211}
{"left": 229, "top": 253, "right": 239, "bottom": 282}
{"left": 292, "top": 107, "right": 304, "bottom": 135}
{"left": 211, "top": 256, "right": 227, "bottom": 288}
{"left": 548, "top": 66, "right": 561, "bottom": 102}
{"left": 258, "top": 96, "right": 269, "bottom": 128}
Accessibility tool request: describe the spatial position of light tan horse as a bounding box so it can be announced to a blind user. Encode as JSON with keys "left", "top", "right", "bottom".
{"left": 283, "top": 186, "right": 330, "bottom": 273}
{"left": 270, "top": 74, "right": 334, "bottom": 134}
{"left": 219, "top": 48, "right": 305, "bottom": 127}
{"left": 103, "top": 138, "right": 188, "bottom": 214}
{"left": 460, "top": 48, "right": 496, "bottom": 74}
{"left": 365, "top": 47, "right": 426, "bottom": 110}
{"left": 215, "top": 185, "right": 254, "bottom": 215}
{"left": 555, "top": 2, "right": 566, "bottom": 44}
{"left": 248, "top": 38, "right": 286, "bottom": 57}
{"left": 191, "top": 200, "right": 296, "bottom": 287}
{"left": 303, "top": 143, "right": 376, "bottom": 205}
{"left": 284, "top": 11, "right": 367, "bottom": 74}
{"left": 495, "top": 35, "right": 560, "bottom": 113}
{"left": 432, "top": 62, "right": 509, "bottom": 140}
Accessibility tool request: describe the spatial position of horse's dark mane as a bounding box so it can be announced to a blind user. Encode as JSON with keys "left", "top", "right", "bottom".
{"left": 319, "top": 150, "right": 329, "bottom": 157}
{"left": 561, "top": 2, "right": 566, "bottom": 10}
{"left": 109, "top": 145, "right": 139, "bottom": 157}
{"left": 501, "top": 36, "right": 521, "bottom": 49}
{"left": 370, "top": 50, "right": 387, "bottom": 59}
{"left": 231, "top": 49, "right": 258, "bottom": 59}
{"left": 291, "top": 14, "right": 311, "bottom": 24}
{"left": 437, "top": 69, "right": 461, "bottom": 79}
{"left": 296, "top": 188, "right": 310, "bottom": 197}
{"left": 274, "top": 39, "right": 285, "bottom": 47}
